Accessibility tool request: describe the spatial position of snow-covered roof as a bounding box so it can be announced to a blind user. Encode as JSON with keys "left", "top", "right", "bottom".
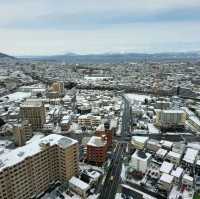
{"left": 131, "top": 150, "right": 151, "bottom": 161}
{"left": 160, "top": 140, "right": 173, "bottom": 148}
{"left": 1, "top": 92, "right": 31, "bottom": 102}
{"left": 21, "top": 100, "right": 43, "bottom": 107}
{"left": 69, "top": 176, "right": 90, "bottom": 191}
{"left": 87, "top": 136, "right": 107, "bottom": 147}
{"left": 156, "top": 148, "right": 168, "bottom": 157}
{"left": 132, "top": 136, "right": 148, "bottom": 144}
{"left": 96, "top": 124, "right": 105, "bottom": 131}
{"left": 84, "top": 170, "right": 101, "bottom": 180}
{"left": 125, "top": 93, "right": 151, "bottom": 104}
{"left": 187, "top": 143, "right": 200, "bottom": 151}
{"left": 0, "top": 134, "right": 77, "bottom": 172}
{"left": 196, "top": 160, "right": 200, "bottom": 166}
{"left": 181, "top": 107, "right": 195, "bottom": 116}
{"left": 189, "top": 115, "right": 200, "bottom": 126}
{"left": 167, "top": 151, "right": 181, "bottom": 159}
{"left": 78, "top": 114, "right": 101, "bottom": 120}
{"left": 160, "top": 161, "right": 174, "bottom": 174}
{"left": 147, "top": 123, "right": 160, "bottom": 134}
{"left": 160, "top": 173, "right": 174, "bottom": 184}
{"left": 171, "top": 167, "right": 183, "bottom": 178}
{"left": 158, "top": 109, "right": 185, "bottom": 114}
{"left": 183, "top": 148, "right": 198, "bottom": 164}
{"left": 183, "top": 174, "right": 193, "bottom": 183}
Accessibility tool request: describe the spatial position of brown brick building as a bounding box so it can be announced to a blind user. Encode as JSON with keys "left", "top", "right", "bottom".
{"left": 20, "top": 100, "right": 46, "bottom": 130}
{"left": 86, "top": 136, "right": 107, "bottom": 165}
{"left": 0, "top": 134, "right": 79, "bottom": 199}
{"left": 96, "top": 123, "right": 113, "bottom": 147}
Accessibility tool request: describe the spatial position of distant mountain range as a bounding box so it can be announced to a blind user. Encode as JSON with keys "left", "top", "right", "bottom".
{"left": 19, "top": 52, "right": 200, "bottom": 64}
{"left": 0, "top": 52, "right": 15, "bottom": 60}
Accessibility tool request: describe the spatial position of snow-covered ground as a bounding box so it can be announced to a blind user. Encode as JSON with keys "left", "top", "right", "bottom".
{"left": 1, "top": 92, "right": 31, "bottom": 102}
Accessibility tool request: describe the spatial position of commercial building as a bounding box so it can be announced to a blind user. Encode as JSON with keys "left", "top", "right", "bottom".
{"left": 146, "top": 139, "right": 161, "bottom": 152}
{"left": 52, "top": 81, "right": 64, "bottom": 94}
{"left": 182, "top": 148, "right": 198, "bottom": 167}
{"left": 182, "top": 174, "right": 194, "bottom": 190}
{"left": 155, "top": 148, "right": 168, "bottom": 160}
{"left": 131, "top": 136, "right": 148, "bottom": 150}
{"left": 165, "top": 151, "right": 181, "bottom": 165}
{"left": 60, "top": 116, "right": 70, "bottom": 131}
{"left": 13, "top": 121, "right": 32, "bottom": 146}
{"left": 86, "top": 136, "right": 107, "bottom": 165}
{"left": 0, "top": 134, "right": 79, "bottom": 199}
{"left": 159, "top": 173, "right": 174, "bottom": 191}
{"left": 154, "top": 101, "right": 171, "bottom": 110}
{"left": 160, "top": 140, "right": 173, "bottom": 151}
{"left": 78, "top": 115, "right": 101, "bottom": 127}
{"left": 96, "top": 123, "right": 113, "bottom": 147}
{"left": 20, "top": 100, "right": 46, "bottom": 130}
{"left": 155, "top": 110, "right": 186, "bottom": 130}
{"left": 188, "top": 115, "right": 200, "bottom": 131}
{"left": 195, "top": 160, "right": 200, "bottom": 175}
{"left": 171, "top": 167, "right": 183, "bottom": 184}
{"left": 131, "top": 150, "right": 151, "bottom": 173}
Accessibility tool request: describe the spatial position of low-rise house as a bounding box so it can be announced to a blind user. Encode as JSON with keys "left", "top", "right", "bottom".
{"left": 159, "top": 173, "right": 174, "bottom": 191}
{"left": 165, "top": 151, "right": 181, "bottom": 165}
{"left": 160, "top": 161, "right": 174, "bottom": 174}
{"left": 182, "top": 148, "right": 198, "bottom": 168}
{"left": 160, "top": 140, "right": 173, "bottom": 151}
{"left": 69, "top": 176, "right": 90, "bottom": 199}
{"left": 171, "top": 167, "right": 184, "bottom": 184}
{"left": 182, "top": 174, "right": 193, "bottom": 190}
{"left": 131, "top": 136, "right": 148, "bottom": 150}
{"left": 156, "top": 148, "right": 168, "bottom": 160}
{"left": 146, "top": 139, "right": 161, "bottom": 152}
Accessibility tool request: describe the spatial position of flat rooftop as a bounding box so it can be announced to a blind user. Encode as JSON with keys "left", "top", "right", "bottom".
{"left": 0, "top": 134, "right": 77, "bottom": 172}
{"left": 87, "top": 136, "right": 107, "bottom": 147}
{"left": 20, "top": 100, "right": 43, "bottom": 108}
{"left": 183, "top": 148, "right": 198, "bottom": 164}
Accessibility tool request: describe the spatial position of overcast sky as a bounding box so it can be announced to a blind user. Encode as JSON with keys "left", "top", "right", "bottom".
{"left": 0, "top": 0, "right": 200, "bottom": 55}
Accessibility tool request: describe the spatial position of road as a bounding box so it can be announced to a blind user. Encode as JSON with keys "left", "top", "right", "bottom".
{"left": 99, "top": 142, "right": 126, "bottom": 199}
{"left": 98, "top": 95, "right": 130, "bottom": 199}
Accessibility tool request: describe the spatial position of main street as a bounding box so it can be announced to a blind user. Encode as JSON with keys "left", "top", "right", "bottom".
{"left": 98, "top": 95, "right": 130, "bottom": 199}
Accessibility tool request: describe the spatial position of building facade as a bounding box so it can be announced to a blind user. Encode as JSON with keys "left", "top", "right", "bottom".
{"left": 86, "top": 136, "right": 107, "bottom": 165}
{"left": 0, "top": 134, "right": 79, "bottom": 199}
{"left": 13, "top": 120, "right": 32, "bottom": 146}
{"left": 155, "top": 110, "right": 186, "bottom": 130}
{"left": 20, "top": 101, "right": 46, "bottom": 130}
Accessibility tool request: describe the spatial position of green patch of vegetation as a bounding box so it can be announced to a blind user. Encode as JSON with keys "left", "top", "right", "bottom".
{"left": 194, "top": 193, "right": 200, "bottom": 199}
